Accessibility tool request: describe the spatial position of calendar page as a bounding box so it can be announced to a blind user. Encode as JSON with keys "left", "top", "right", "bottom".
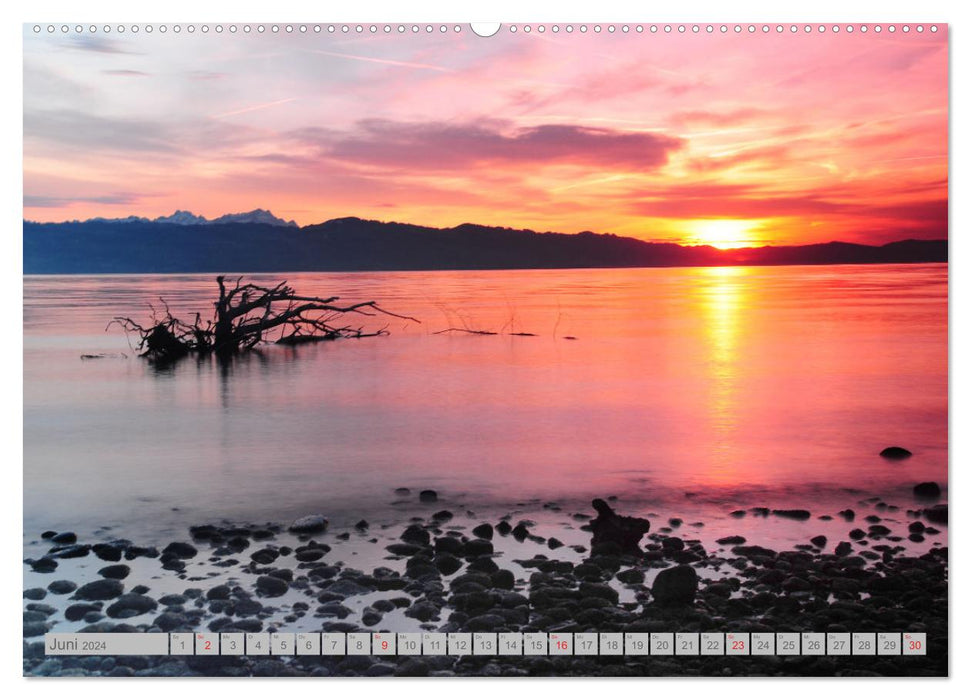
{"left": 22, "top": 21, "right": 948, "bottom": 678}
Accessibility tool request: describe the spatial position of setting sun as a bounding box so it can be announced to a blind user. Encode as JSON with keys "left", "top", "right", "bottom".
{"left": 684, "top": 219, "right": 765, "bottom": 249}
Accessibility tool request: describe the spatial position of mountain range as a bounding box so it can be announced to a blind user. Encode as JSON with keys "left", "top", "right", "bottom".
{"left": 23, "top": 211, "right": 947, "bottom": 274}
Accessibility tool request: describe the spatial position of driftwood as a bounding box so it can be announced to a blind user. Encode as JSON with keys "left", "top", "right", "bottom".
{"left": 589, "top": 498, "right": 652, "bottom": 554}
{"left": 109, "top": 275, "right": 417, "bottom": 363}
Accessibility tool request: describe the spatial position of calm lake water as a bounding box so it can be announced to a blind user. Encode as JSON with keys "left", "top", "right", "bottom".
{"left": 23, "top": 265, "right": 948, "bottom": 547}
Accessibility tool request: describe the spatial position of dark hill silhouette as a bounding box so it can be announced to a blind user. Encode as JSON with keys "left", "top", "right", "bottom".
{"left": 22, "top": 216, "right": 947, "bottom": 274}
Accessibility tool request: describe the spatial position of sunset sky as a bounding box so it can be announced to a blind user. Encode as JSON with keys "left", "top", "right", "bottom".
{"left": 23, "top": 26, "right": 948, "bottom": 247}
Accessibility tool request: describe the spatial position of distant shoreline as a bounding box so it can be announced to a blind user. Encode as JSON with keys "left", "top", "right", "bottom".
{"left": 21, "top": 259, "right": 949, "bottom": 277}
{"left": 23, "top": 218, "right": 946, "bottom": 275}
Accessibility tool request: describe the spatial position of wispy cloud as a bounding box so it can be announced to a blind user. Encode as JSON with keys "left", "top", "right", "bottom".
{"left": 306, "top": 49, "right": 454, "bottom": 73}
{"left": 211, "top": 98, "right": 297, "bottom": 119}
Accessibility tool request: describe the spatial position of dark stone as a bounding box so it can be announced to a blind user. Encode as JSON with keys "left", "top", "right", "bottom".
{"left": 838, "top": 509, "right": 856, "bottom": 521}
{"left": 419, "top": 490, "right": 438, "bottom": 503}
{"left": 41, "top": 530, "right": 56, "bottom": 539}
{"left": 772, "top": 509, "right": 811, "bottom": 520}
{"left": 47, "top": 580, "right": 77, "bottom": 595}
{"left": 394, "top": 487, "right": 411, "bottom": 495}
{"left": 51, "top": 544, "right": 90, "bottom": 559}
{"left": 355, "top": 520, "right": 369, "bottom": 530}
{"left": 162, "top": 542, "right": 198, "bottom": 559}
{"left": 472, "top": 523, "right": 494, "bottom": 540}
{"left": 491, "top": 569, "right": 516, "bottom": 590}
{"left": 65, "top": 603, "right": 100, "bottom": 621}
{"left": 434, "top": 536, "right": 463, "bottom": 555}
{"left": 913, "top": 482, "right": 942, "bottom": 499}
{"left": 255, "top": 575, "right": 288, "bottom": 597}
{"left": 23, "top": 588, "right": 47, "bottom": 600}
{"left": 288, "top": 515, "right": 328, "bottom": 534}
{"left": 30, "top": 558, "right": 57, "bottom": 573}
{"left": 589, "top": 499, "right": 651, "bottom": 554}
{"left": 879, "top": 446, "right": 912, "bottom": 460}
{"left": 432, "top": 510, "right": 453, "bottom": 521}
{"left": 97, "top": 565, "right": 131, "bottom": 580}
{"left": 464, "top": 538, "right": 494, "bottom": 557}
{"left": 124, "top": 545, "right": 158, "bottom": 560}
{"left": 434, "top": 553, "right": 463, "bottom": 575}
{"left": 294, "top": 548, "right": 326, "bottom": 563}
{"left": 206, "top": 585, "right": 231, "bottom": 600}
{"left": 401, "top": 524, "right": 431, "bottom": 546}
{"left": 92, "top": 543, "right": 123, "bottom": 561}
{"left": 51, "top": 532, "right": 77, "bottom": 545}
{"left": 73, "top": 579, "right": 124, "bottom": 601}
{"left": 849, "top": 529, "right": 867, "bottom": 540}
{"left": 651, "top": 565, "right": 698, "bottom": 607}
{"left": 810, "top": 535, "right": 828, "bottom": 548}
{"left": 106, "top": 594, "right": 157, "bottom": 618}
{"left": 250, "top": 548, "right": 279, "bottom": 565}
{"left": 616, "top": 568, "right": 645, "bottom": 584}
{"left": 153, "top": 612, "right": 188, "bottom": 631}
{"left": 835, "top": 541, "right": 853, "bottom": 556}
{"left": 716, "top": 536, "right": 746, "bottom": 545}
{"left": 495, "top": 521, "right": 512, "bottom": 536}
{"left": 924, "top": 504, "right": 947, "bottom": 524}
{"left": 547, "top": 537, "right": 564, "bottom": 550}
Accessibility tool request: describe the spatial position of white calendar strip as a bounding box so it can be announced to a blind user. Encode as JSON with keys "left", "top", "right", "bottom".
{"left": 44, "top": 632, "right": 926, "bottom": 657}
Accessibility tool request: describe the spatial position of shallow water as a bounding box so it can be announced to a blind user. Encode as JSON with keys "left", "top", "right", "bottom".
{"left": 23, "top": 265, "right": 947, "bottom": 545}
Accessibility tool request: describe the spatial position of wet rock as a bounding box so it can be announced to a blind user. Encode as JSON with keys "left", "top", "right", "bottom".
{"left": 255, "top": 575, "right": 288, "bottom": 597}
{"left": 355, "top": 519, "right": 369, "bottom": 530}
{"left": 716, "top": 536, "right": 746, "bottom": 545}
{"left": 491, "top": 569, "right": 515, "bottom": 590}
{"left": 838, "top": 509, "right": 856, "bottom": 521}
{"left": 849, "top": 529, "right": 867, "bottom": 540}
{"left": 30, "top": 558, "right": 57, "bottom": 573}
{"left": 289, "top": 515, "right": 328, "bottom": 534}
{"left": 294, "top": 548, "right": 326, "bottom": 563}
{"left": 92, "top": 543, "right": 123, "bottom": 561}
{"left": 908, "top": 521, "right": 926, "bottom": 534}
{"left": 154, "top": 612, "right": 188, "bottom": 631}
{"left": 651, "top": 565, "right": 698, "bottom": 607}
{"left": 924, "top": 504, "right": 948, "bottom": 524}
{"left": 65, "top": 603, "right": 100, "bottom": 621}
{"left": 589, "top": 499, "right": 651, "bottom": 554}
{"left": 73, "top": 579, "right": 124, "bottom": 601}
{"left": 361, "top": 608, "right": 383, "bottom": 626}
{"left": 772, "top": 509, "right": 811, "bottom": 521}
{"left": 880, "top": 446, "right": 912, "bottom": 460}
{"left": 472, "top": 523, "right": 494, "bottom": 540}
{"left": 495, "top": 521, "right": 512, "bottom": 536}
{"left": 467, "top": 557, "right": 499, "bottom": 574}
{"left": 401, "top": 525, "right": 431, "bottom": 546}
{"left": 162, "top": 542, "right": 198, "bottom": 559}
{"left": 835, "top": 541, "right": 853, "bottom": 556}
{"left": 98, "top": 564, "right": 131, "bottom": 580}
{"left": 24, "top": 588, "right": 47, "bottom": 600}
{"left": 810, "top": 535, "right": 828, "bottom": 548}
{"left": 51, "top": 544, "right": 90, "bottom": 559}
{"left": 434, "top": 536, "right": 463, "bottom": 555}
{"left": 206, "top": 585, "right": 231, "bottom": 600}
{"left": 464, "top": 539, "right": 494, "bottom": 557}
{"left": 434, "top": 554, "right": 463, "bottom": 576}
{"left": 51, "top": 532, "right": 77, "bottom": 545}
{"left": 250, "top": 548, "right": 279, "bottom": 565}
{"left": 913, "top": 482, "right": 942, "bottom": 499}
{"left": 106, "top": 594, "right": 158, "bottom": 618}
{"left": 394, "top": 487, "right": 411, "bottom": 496}
{"left": 23, "top": 621, "right": 48, "bottom": 637}
{"left": 548, "top": 538, "right": 564, "bottom": 550}
{"left": 781, "top": 576, "right": 811, "bottom": 593}
{"left": 616, "top": 568, "right": 645, "bottom": 584}
{"left": 404, "top": 600, "right": 440, "bottom": 622}
{"left": 419, "top": 490, "right": 438, "bottom": 503}
{"left": 729, "top": 510, "right": 746, "bottom": 518}
{"left": 124, "top": 545, "right": 158, "bottom": 560}
{"left": 662, "top": 537, "right": 685, "bottom": 552}
{"left": 432, "top": 510, "right": 454, "bottom": 521}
